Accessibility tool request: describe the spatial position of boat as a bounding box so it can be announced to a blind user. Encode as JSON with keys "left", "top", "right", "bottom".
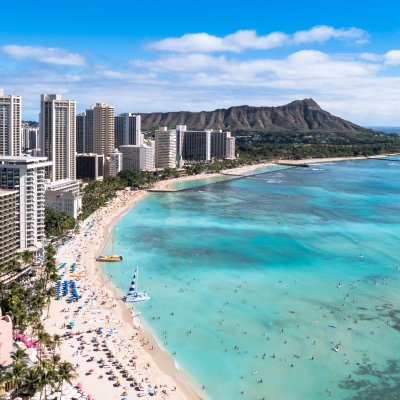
{"left": 96, "top": 232, "right": 123, "bottom": 262}
{"left": 124, "top": 267, "right": 151, "bottom": 302}
{"left": 96, "top": 255, "right": 123, "bottom": 262}
{"left": 332, "top": 347, "right": 340, "bottom": 352}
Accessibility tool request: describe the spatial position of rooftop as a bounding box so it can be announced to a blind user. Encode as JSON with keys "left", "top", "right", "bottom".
{"left": 0, "top": 189, "right": 18, "bottom": 197}
{"left": 45, "top": 179, "right": 81, "bottom": 192}
{"left": 0, "top": 155, "right": 52, "bottom": 167}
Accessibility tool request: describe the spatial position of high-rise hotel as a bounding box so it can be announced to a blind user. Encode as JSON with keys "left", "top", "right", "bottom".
{"left": 0, "top": 89, "right": 21, "bottom": 157}
{"left": 0, "top": 156, "right": 52, "bottom": 253}
{"left": 115, "top": 113, "right": 142, "bottom": 147}
{"left": 155, "top": 127, "right": 177, "bottom": 169}
{"left": 39, "top": 94, "right": 76, "bottom": 181}
{"left": 92, "top": 103, "right": 115, "bottom": 158}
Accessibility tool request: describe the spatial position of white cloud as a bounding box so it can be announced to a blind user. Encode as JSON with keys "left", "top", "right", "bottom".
{"left": 384, "top": 50, "right": 400, "bottom": 65}
{"left": 2, "top": 45, "right": 86, "bottom": 66}
{"left": 149, "top": 25, "right": 369, "bottom": 53}
{"left": 126, "top": 49, "right": 400, "bottom": 124}
{"left": 293, "top": 26, "right": 369, "bottom": 45}
{"left": 133, "top": 50, "right": 380, "bottom": 82}
{"left": 359, "top": 52, "right": 383, "bottom": 62}
{"left": 3, "top": 46, "right": 400, "bottom": 125}
{"left": 131, "top": 53, "right": 226, "bottom": 72}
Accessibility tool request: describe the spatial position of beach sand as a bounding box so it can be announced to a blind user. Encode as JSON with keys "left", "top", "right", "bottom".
{"left": 44, "top": 189, "right": 204, "bottom": 400}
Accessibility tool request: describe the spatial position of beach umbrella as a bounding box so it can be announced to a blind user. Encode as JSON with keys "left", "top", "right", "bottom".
{"left": 69, "top": 321, "right": 76, "bottom": 326}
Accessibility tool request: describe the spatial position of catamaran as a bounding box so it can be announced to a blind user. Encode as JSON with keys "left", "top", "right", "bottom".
{"left": 96, "top": 232, "right": 123, "bottom": 262}
{"left": 124, "top": 267, "right": 151, "bottom": 302}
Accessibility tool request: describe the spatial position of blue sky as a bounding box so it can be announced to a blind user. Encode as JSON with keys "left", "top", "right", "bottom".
{"left": 1, "top": 0, "right": 400, "bottom": 124}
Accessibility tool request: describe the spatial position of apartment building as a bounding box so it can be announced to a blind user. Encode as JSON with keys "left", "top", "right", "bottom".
{"left": 76, "top": 153, "right": 104, "bottom": 180}
{"left": 0, "top": 156, "right": 52, "bottom": 252}
{"left": 109, "top": 148, "right": 123, "bottom": 177}
{"left": 115, "top": 113, "right": 142, "bottom": 147}
{"left": 155, "top": 127, "right": 177, "bottom": 169}
{"left": 0, "top": 189, "right": 18, "bottom": 267}
{"left": 39, "top": 94, "right": 76, "bottom": 181}
{"left": 0, "top": 89, "right": 21, "bottom": 157}
{"left": 211, "top": 130, "right": 236, "bottom": 160}
{"left": 120, "top": 145, "right": 154, "bottom": 171}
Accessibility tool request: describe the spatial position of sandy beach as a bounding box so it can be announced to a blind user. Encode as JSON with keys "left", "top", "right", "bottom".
{"left": 275, "top": 155, "right": 386, "bottom": 165}
{"left": 152, "top": 162, "right": 277, "bottom": 191}
{"left": 44, "top": 154, "right": 393, "bottom": 399}
{"left": 44, "top": 189, "right": 203, "bottom": 400}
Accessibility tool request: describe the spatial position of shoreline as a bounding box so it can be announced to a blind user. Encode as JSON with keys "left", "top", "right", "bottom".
{"left": 45, "top": 154, "right": 392, "bottom": 399}
{"left": 45, "top": 189, "right": 203, "bottom": 400}
{"left": 152, "top": 156, "right": 384, "bottom": 191}
{"left": 96, "top": 192, "right": 205, "bottom": 400}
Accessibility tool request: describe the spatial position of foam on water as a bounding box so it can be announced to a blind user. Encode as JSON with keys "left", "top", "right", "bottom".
{"left": 103, "top": 160, "right": 400, "bottom": 400}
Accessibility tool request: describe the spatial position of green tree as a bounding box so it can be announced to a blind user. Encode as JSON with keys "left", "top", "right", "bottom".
{"left": 45, "top": 207, "right": 76, "bottom": 239}
{"left": 57, "top": 361, "right": 77, "bottom": 398}
{"left": 21, "top": 251, "right": 34, "bottom": 265}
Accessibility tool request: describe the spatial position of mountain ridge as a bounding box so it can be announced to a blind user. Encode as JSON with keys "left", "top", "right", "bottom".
{"left": 138, "top": 99, "right": 369, "bottom": 133}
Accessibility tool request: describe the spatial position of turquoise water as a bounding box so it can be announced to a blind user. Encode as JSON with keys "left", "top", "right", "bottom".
{"left": 169, "top": 165, "right": 289, "bottom": 191}
{"left": 103, "top": 160, "right": 400, "bottom": 400}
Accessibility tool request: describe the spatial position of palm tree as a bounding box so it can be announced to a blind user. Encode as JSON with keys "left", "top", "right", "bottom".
{"left": 11, "top": 348, "right": 28, "bottom": 363}
{"left": 50, "top": 334, "right": 63, "bottom": 356}
{"left": 38, "top": 360, "right": 56, "bottom": 400}
{"left": 57, "top": 362, "right": 77, "bottom": 398}
{"left": 2, "top": 360, "right": 28, "bottom": 396}
{"left": 19, "top": 366, "right": 43, "bottom": 399}
{"left": 45, "top": 286, "right": 57, "bottom": 318}
{"left": 48, "top": 354, "right": 61, "bottom": 369}
{"left": 36, "top": 329, "right": 51, "bottom": 365}
{"left": 21, "top": 250, "right": 34, "bottom": 265}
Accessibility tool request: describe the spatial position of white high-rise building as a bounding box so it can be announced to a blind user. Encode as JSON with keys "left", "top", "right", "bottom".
{"left": 0, "top": 189, "right": 19, "bottom": 266}
{"left": 0, "top": 89, "right": 21, "bottom": 157}
{"left": 120, "top": 145, "right": 154, "bottom": 171}
{"left": 91, "top": 103, "right": 115, "bottom": 158}
{"left": 0, "top": 156, "right": 52, "bottom": 252}
{"left": 109, "top": 148, "right": 123, "bottom": 176}
{"left": 155, "top": 127, "right": 177, "bottom": 169}
{"left": 21, "top": 124, "right": 39, "bottom": 151}
{"left": 39, "top": 94, "right": 76, "bottom": 181}
{"left": 115, "top": 113, "right": 142, "bottom": 147}
{"left": 211, "top": 130, "right": 236, "bottom": 160}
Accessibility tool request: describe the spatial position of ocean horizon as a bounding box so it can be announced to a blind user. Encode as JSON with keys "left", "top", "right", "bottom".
{"left": 367, "top": 126, "right": 400, "bottom": 134}
{"left": 103, "top": 158, "right": 400, "bottom": 400}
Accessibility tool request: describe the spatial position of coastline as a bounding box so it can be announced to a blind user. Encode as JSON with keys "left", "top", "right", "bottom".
{"left": 44, "top": 189, "right": 204, "bottom": 400}
{"left": 95, "top": 192, "right": 206, "bottom": 400}
{"left": 152, "top": 156, "right": 390, "bottom": 191}
{"left": 44, "top": 154, "right": 391, "bottom": 399}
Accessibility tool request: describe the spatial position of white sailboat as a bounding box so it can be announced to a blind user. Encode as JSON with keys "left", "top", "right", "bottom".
{"left": 124, "top": 267, "right": 151, "bottom": 302}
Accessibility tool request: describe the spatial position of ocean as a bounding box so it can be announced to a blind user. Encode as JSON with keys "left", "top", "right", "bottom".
{"left": 368, "top": 126, "right": 400, "bottom": 134}
{"left": 103, "top": 159, "right": 400, "bottom": 400}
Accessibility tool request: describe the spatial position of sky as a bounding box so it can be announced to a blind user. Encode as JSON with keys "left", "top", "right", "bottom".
{"left": 1, "top": 0, "right": 400, "bottom": 125}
